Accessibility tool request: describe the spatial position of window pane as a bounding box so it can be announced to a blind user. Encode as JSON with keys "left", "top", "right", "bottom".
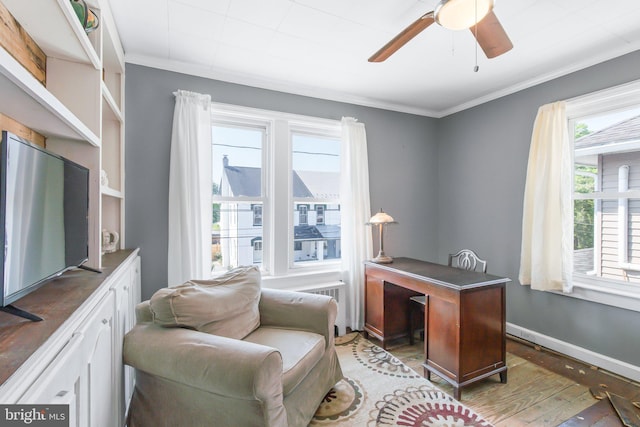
{"left": 573, "top": 198, "right": 594, "bottom": 273}
{"left": 212, "top": 124, "right": 264, "bottom": 272}
{"left": 292, "top": 134, "right": 340, "bottom": 200}
{"left": 291, "top": 133, "right": 341, "bottom": 264}
{"left": 629, "top": 199, "right": 640, "bottom": 269}
{"left": 213, "top": 202, "right": 263, "bottom": 271}
{"left": 293, "top": 202, "right": 341, "bottom": 263}
{"left": 572, "top": 106, "right": 640, "bottom": 284}
{"left": 574, "top": 198, "right": 594, "bottom": 251}
{"left": 212, "top": 125, "right": 263, "bottom": 197}
{"left": 598, "top": 198, "right": 640, "bottom": 283}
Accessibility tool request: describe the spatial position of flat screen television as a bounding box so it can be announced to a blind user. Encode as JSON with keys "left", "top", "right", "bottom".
{"left": 0, "top": 131, "right": 90, "bottom": 321}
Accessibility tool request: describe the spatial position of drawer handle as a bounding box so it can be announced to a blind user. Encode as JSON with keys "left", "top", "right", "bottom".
{"left": 56, "top": 390, "right": 68, "bottom": 397}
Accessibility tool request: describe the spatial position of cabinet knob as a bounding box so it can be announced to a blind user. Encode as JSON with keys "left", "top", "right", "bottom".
{"left": 56, "top": 390, "right": 68, "bottom": 397}
{"left": 102, "top": 319, "right": 108, "bottom": 325}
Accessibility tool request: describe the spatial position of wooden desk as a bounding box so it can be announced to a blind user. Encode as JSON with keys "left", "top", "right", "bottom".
{"left": 364, "top": 257, "right": 510, "bottom": 399}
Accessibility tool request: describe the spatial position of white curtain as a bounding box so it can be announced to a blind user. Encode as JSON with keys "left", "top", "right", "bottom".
{"left": 167, "top": 90, "right": 212, "bottom": 286}
{"left": 340, "top": 117, "right": 373, "bottom": 330}
{"left": 519, "top": 101, "right": 573, "bottom": 292}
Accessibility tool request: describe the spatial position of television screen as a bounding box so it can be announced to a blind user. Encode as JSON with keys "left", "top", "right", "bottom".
{"left": 0, "top": 131, "right": 89, "bottom": 315}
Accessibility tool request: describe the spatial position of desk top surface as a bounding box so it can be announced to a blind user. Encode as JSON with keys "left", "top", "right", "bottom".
{"left": 365, "top": 257, "right": 510, "bottom": 290}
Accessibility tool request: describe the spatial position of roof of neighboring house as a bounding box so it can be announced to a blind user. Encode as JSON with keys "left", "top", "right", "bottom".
{"left": 294, "top": 224, "right": 341, "bottom": 241}
{"left": 575, "top": 114, "right": 640, "bottom": 149}
{"left": 315, "top": 224, "right": 341, "bottom": 239}
{"left": 296, "top": 170, "right": 340, "bottom": 199}
{"left": 294, "top": 225, "right": 324, "bottom": 240}
{"left": 222, "top": 165, "right": 339, "bottom": 199}
{"left": 223, "top": 166, "right": 261, "bottom": 197}
{"left": 223, "top": 166, "right": 313, "bottom": 197}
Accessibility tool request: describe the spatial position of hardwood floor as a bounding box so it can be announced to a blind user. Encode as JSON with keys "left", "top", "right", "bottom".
{"left": 376, "top": 335, "right": 640, "bottom": 426}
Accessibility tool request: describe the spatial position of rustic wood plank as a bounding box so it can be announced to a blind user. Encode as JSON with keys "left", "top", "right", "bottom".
{"left": 387, "top": 336, "right": 640, "bottom": 426}
{"left": 500, "top": 385, "right": 594, "bottom": 426}
{"left": 593, "top": 413, "right": 625, "bottom": 427}
{"left": 0, "top": 114, "right": 46, "bottom": 147}
{"left": 494, "top": 417, "right": 530, "bottom": 427}
{"left": 0, "top": 1, "right": 46, "bottom": 85}
{"left": 508, "top": 336, "right": 640, "bottom": 401}
{"left": 507, "top": 384, "right": 585, "bottom": 424}
{"left": 469, "top": 372, "right": 579, "bottom": 424}
{"left": 551, "top": 388, "right": 600, "bottom": 424}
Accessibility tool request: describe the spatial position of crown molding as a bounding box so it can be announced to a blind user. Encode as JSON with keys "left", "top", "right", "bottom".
{"left": 126, "top": 41, "right": 640, "bottom": 119}
{"left": 124, "top": 54, "right": 441, "bottom": 118}
{"left": 438, "top": 41, "right": 640, "bottom": 117}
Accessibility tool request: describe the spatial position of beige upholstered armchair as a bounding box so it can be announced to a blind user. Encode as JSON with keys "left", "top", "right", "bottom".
{"left": 123, "top": 266, "right": 343, "bottom": 427}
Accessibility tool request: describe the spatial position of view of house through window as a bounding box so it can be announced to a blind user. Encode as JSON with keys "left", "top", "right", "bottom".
{"left": 292, "top": 132, "right": 341, "bottom": 265}
{"left": 212, "top": 124, "right": 264, "bottom": 272}
{"left": 211, "top": 108, "right": 341, "bottom": 273}
{"left": 572, "top": 105, "right": 640, "bottom": 286}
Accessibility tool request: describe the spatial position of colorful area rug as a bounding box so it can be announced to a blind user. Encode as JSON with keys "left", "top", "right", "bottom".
{"left": 311, "top": 333, "right": 492, "bottom": 426}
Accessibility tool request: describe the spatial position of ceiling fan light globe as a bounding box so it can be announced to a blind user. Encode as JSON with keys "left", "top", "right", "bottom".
{"left": 435, "top": 0, "right": 494, "bottom": 30}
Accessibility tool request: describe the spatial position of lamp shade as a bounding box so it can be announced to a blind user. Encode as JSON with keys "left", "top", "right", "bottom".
{"left": 367, "top": 210, "right": 396, "bottom": 263}
{"left": 368, "top": 210, "right": 395, "bottom": 224}
{"left": 434, "top": 0, "right": 493, "bottom": 30}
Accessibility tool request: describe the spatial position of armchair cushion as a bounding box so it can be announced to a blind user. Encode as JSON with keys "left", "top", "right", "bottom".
{"left": 244, "top": 327, "right": 325, "bottom": 395}
{"left": 149, "top": 266, "right": 261, "bottom": 339}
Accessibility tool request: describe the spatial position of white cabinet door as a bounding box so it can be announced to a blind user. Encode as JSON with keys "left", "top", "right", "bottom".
{"left": 111, "top": 270, "right": 129, "bottom": 427}
{"left": 79, "top": 292, "right": 116, "bottom": 427}
{"left": 18, "top": 333, "right": 84, "bottom": 427}
{"left": 124, "top": 257, "right": 141, "bottom": 405}
{"left": 18, "top": 292, "right": 114, "bottom": 427}
{"left": 111, "top": 255, "right": 141, "bottom": 426}
{"left": 9, "top": 253, "right": 139, "bottom": 426}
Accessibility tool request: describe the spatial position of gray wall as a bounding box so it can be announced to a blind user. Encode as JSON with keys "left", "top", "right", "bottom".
{"left": 436, "top": 50, "right": 640, "bottom": 367}
{"left": 126, "top": 50, "right": 640, "bottom": 368}
{"left": 125, "top": 64, "right": 439, "bottom": 300}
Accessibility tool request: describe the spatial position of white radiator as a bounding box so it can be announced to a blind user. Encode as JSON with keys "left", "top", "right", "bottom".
{"left": 291, "top": 282, "right": 347, "bottom": 336}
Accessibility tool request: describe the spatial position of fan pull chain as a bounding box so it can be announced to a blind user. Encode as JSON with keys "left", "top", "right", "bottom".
{"left": 452, "top": 32, "right": 455, "bottom": 56}
{"left": 474, "top": 0, "right": 479, "bottom": 72}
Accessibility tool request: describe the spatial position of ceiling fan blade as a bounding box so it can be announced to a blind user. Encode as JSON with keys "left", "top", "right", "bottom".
{"left": 470, "top": 10, "right": 513, "bottom": 59}
{"left": 369, "top": 11, "right": 435, "bottom": 62}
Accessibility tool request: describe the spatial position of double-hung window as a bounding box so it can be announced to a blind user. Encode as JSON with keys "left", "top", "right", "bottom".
{"left": 211, "top": 104, "right": 341, "bottom": 278}
{"left": 567, "top": 81, "right": 640, "bottom": 310}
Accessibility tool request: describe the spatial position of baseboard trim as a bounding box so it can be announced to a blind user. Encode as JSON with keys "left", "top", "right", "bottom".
{"left": 506, "top": 322, "right": 640, "bottom": 383}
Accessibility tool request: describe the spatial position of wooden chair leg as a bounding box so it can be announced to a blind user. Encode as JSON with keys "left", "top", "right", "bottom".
{"left": 408, "top": 303, "right": 415, "bottom": 345}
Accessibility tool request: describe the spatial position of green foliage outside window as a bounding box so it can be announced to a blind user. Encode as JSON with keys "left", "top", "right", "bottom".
{"left": 574, "top": 166, "right": 595, "bottom": 249}
{"left": 212, "top": 182, "right": 220, "bottom": 224}
{"left": 574, "top": 123, "right": 595, "bottom": 250}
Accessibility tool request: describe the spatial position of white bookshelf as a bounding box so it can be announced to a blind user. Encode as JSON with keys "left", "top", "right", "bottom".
{"left": 1, "top": 0, "right": 126, "bottom": 269}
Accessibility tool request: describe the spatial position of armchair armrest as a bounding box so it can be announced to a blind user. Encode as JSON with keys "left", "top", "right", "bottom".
{"left": 123, "top": 324, "right": 283, "bottom": 400}
{"left": 134, "top": 300, "right": 153, "bottom": 323}
{"left": 259, "top": 288, "right": 337, "bottom": 348}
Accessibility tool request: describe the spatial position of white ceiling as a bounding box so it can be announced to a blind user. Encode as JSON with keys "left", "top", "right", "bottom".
{"left": 107, "top": 0, "right": 640, "bottom": 117}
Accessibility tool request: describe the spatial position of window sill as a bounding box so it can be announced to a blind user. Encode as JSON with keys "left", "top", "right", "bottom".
{"left": 261, "top": 268, "right": 342, "bottom": 290}
{"left": 554, "top": 275, "right": 640, "bottom": 313}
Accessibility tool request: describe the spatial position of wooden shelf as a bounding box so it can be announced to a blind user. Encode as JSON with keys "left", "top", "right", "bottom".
{"left": 2, "top": 0, "right": 100, "bottom": 69}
